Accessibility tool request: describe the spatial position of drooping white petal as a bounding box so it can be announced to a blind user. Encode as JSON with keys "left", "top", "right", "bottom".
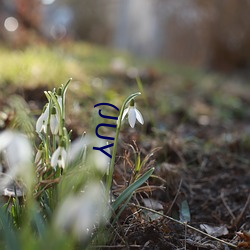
{"left": 51, "top": 147, "right": 61, "bottom": 168}
{"left": 36, "top": 104, "right": 50, "bottom": 134}
{"left": 44, "top": 103, "right": 50, "bottom": 117}
{"left": 128, "top": 107, "right": 136, "bottom": 128}
{"left": 36, "top": 113, "right": 45, "bottom": 133}
{"left": 55, "top": 182, "right": 109, "bottom": 240}
{"left": 0, "top": 130, "right": 14, "bottom": 151}
{"left": 50, "top": 114, "right": 59, "bottom": 135}
{"left": 121, "top": 107, "right": 129, "bottom": 121}
{"left": 67, "top": 136, "right": 90, "bottom": 163}
{"left": 92, "top": 139, "right": 110, "bottom": 173}
{"left": 135, "top": 109, "right": 144, "bottom": 125}
{"left": 35, "top": 149, "right": 43, "bottom": 164}
{"left": 0, "top": 130, "right": 33, "bottom": 190}
{"left": 57, "top": 96, "right": 63, "bottom": 111}
{"left": 41, "top": 121, "right": 47, "bottom": 133}
{"left": 5, "top": 133, "right": 32, "bottom": 170}
{"left": 51, "top": 146, "right": 67, "bottom": 169}
{"left": 59, "top": 148, "right": 67, "bottom": 169}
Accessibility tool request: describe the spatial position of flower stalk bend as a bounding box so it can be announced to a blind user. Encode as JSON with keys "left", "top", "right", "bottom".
{"left": 106, "top": 92, "right": 141, "bottom": 195}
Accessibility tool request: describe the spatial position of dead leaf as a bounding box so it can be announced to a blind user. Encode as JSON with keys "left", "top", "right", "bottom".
{"left": 142, "top": 198, "right": 164, "bottom": 221}
{"left": 237, "top": 231, "right": 250, "bottom": 248}
{"left": 143, "top": 198, "right": 163, "bottom": 211}
{"left": 200, "top": 224, "right": 229, "bottom": 237}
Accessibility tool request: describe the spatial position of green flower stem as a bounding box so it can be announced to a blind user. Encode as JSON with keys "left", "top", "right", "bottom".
{"left": 52, "top": 134, "right": 56, "bottom": 152}
{"left": 44, "top": 95, "right": 53, "bottom": 164}
{"left": 106, "top": 92, "right": 141, "bottom": 196}
{"left": 61, "top": 78, "right": 72, "bottom": 127}
{"left": 48, "top": 91, "right": 63, "bottom": 136}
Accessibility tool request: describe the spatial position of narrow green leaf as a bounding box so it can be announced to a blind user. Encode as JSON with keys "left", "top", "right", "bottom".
{"left": 62, "top": 78, "right": 72, "bottom": 97}
{"left": 112, "top": 167, "right": 154, "bottom": 211}
{"left": 0, "top": 208, "right": 21, "bottom": 250}
{"left": 32, "top": 209, "right": 45, "bottom": 237}
{"left": 179, "top": 199, "right": 191, "bottom": 222}
{"left": 135, "top": 152, "right": 141, "bottom": 172}
{"left": 112, "top": 193, "right": 133, "bottom": 225}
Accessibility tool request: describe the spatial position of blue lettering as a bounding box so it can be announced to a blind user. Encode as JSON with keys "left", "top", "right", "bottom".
{"left": 93, "top": 103, "right": 119, "bottom": 159}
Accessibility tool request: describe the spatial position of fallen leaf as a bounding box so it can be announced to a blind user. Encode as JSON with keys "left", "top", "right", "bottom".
{"left": 143, "top": 198, "right": 163, "bottom": 210}
{"left": 200, "top": 224, "right": 229, "bottom": 237}
{"left": 237, "top": 231, "right": 250, "bottom": 248}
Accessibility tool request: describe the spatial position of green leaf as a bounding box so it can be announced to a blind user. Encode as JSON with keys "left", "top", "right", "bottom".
{"left": 179, "top": 199, "right": 191, "bottom": 222}
{"left": 112, "top": 167, "right": 154, "bottom": 211}
{"left": 112, "top": 193, "right": 133, "bottom": 224}
{"left": 0, "top": 208, "right": 21, "bottom": 250}
{"left": 32, "top": 209, "right": 46, "bottom": 237}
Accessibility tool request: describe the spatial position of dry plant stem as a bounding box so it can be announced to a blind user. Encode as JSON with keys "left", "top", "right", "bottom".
{"left": 130, "top": 203, "right": 238, "bottom": 249}
{"left": 221, "top": 190, "right": 236, "bottom": 221}
{"left": 34, "top": 179, "right": 60, "bottom": 198}
{"left": 184, "top": 221, "right": 187, "bottom": 250}
{"left": 166, "top": 178, "right": 183, "bottom": 215}
{"left": 234, "top": 192, "right": 250, "bottom": 227}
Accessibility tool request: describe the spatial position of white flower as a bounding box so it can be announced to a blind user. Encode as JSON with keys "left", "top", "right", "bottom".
{"left": 50, "top": 106, "right": 60, "bottom": 135}
{"left": 0, "top": 130, "right": 33, "bottom": 190}
{"left": 92, "top": 140, "right": 111, "bottom": 174}
{"left": 57, "top": 95, "right": 63, "bottom": 112}
{"left": 67, "top": 135, "right": 89, "bottom": 163}
{"left": 56, "top": 87, "right": 63, "bottom": 113}
{"left": 35, "top": 149, "right": 42, "bottom": 164}
{"left": 54, "top": 182, "right": 109, "bottom": 240}
{"left": 51, "top": 145, "right": 67, "bottom": 169}
{"left": 36, "top": 104, "right": 50, "bottom": 133}
{"left": 122, "top": 99, "right": 144, "bottom": 128}
{"left": 35, "top": 144, "right": 43, "bottom": 164}
{"left": 67, "top": 135, "right": 110, "bottom": 173}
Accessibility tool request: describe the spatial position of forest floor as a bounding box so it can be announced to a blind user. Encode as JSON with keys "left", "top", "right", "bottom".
{"left": 0, "top": 42, "right": 250, "bottom": 249}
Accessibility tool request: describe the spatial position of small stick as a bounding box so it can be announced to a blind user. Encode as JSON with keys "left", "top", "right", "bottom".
{"left": 233, "top": 192, "right": 250, "bottom": 227}
{"left": 166, "top": 178, "right": 183, "bottom": 215}
{"left": 221, "top": 190, "right": 236, "bottom": 221}
{"left": 130, "top": 203, "right": 237, "bottom": 249}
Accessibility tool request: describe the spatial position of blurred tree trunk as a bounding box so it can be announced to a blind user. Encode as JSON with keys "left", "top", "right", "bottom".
{"left": 204, "top": 0, "right": 250, "bottom": 71}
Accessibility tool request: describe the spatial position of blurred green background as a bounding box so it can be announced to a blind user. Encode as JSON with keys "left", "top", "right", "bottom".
{"left": 1, "top": 0, "right": 250, "bottom": 136}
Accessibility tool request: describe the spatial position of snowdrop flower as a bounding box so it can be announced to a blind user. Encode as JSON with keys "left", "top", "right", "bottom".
{"left": 51, "top": 142, "right": 67, "bottom": 169}
{"left": 35, "top": 144, "right": 43, "bottom": 165}
{"left": 36, "top": 103, "right": 50, "bottom": 133}
{"left": 67, "top": 135, "right": 89, "bottom": 164}
{"left": 56, "top": 87, "right": 63, "bottom": 111}
{"left": 67, "top": 135, "right": 110, "bottom": 173}
{"left": 0, "top": 130, "right": 33, "bottom": 190}
{"left": 92, "top": 139, "right": 111, "bottom": 174}
{"left": 55, "top": 182, "right": 109, "bottom": 241}
{"left": 122, "top": 99, "right": 144, "bottom": 128}
{"left": 50, "top": 106, "right": 59, "bottom": 135}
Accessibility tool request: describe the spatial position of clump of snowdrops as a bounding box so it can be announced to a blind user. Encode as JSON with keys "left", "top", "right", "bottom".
{"left": 0, "top": 79, "right": 154, "bottom": 249}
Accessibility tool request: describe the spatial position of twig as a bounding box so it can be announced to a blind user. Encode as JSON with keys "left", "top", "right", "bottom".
{"left": 166, "top": 178, "right": 183, "bottom": 215}
{"left": 221, "top": 190, "right": 236, "bottom": 221}
{"left": 233, "top": 192, "right": 250, "bottom": 227}
{"left": 130, "top": 203, "right": 237, "bottom": 249}
{"left": 184, "top": 221, "right": 187, "bottom": 250}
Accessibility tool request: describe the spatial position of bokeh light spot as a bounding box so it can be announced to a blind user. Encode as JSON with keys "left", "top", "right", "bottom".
{"left": 4, "top": 17, "right": 19, "bottom": 32}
